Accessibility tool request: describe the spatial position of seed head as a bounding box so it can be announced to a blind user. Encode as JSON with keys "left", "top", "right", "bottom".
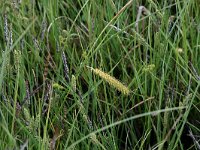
{"left": 14, "top": 49, "right": 21, "bottom": 69}
{"left": 9, "top": 24, "right": 13, "bottom": 48}
{"left": 61, "top": 51, "right": 70, "bottom": 82}
{"left": 88, "top": 67, "right": 130, "bottom": 95}
{"left": 4, "top": 13, "right": 9, "bottom": 45}
{"left": 176, "top": 48, "right": 183, "bottom": 53}
{"left": 142, "top": 64, "right": 155, "bottom": 72}
{"left": 71, "top": 75, "right": 76, "bottom": 91}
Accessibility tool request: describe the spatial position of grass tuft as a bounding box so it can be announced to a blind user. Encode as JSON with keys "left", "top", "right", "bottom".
{"left": 0, "top": 0, "right": 199, "bottom": 149}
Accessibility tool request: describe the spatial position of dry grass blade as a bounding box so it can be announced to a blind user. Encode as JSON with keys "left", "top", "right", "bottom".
{"left": 188, "top": 128, "right": 200, "bottom": 149}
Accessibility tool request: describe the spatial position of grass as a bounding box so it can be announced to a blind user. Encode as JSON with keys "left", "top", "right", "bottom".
{"left": 0, "top": 0, "right": 199, "bottom": 149}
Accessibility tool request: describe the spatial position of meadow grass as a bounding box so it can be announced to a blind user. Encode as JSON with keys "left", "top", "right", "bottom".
{"left": 0, "top": 0, "right": 199, "bottom": 149}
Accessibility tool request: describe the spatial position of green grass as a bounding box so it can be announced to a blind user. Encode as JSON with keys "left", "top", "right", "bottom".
{"left": 0, "top": 0, "right": 199, "bottom": 149}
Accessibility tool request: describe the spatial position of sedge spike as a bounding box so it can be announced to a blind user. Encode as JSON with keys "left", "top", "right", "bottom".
{"left": 88, "top": 67, "right": 130, "bottom": 95}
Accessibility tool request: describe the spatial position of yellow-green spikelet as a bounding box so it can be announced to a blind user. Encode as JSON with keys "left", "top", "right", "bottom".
{"left": 14, "top": 49, "right": 21, "bottom": 69}
{"left": 71, "top": 75, "right": 76, "bottom": 91}
{"left": 90, "top": 67, "right": 130, "bottom": 95}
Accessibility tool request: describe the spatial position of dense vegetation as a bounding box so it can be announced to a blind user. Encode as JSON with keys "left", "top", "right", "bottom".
{"left": 0, "top": 0, "right": 199, "bottom": 149}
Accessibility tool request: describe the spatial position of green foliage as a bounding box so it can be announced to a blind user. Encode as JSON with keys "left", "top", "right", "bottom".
{"left": 0, "top": 0, "right": 199, "bottom": 149}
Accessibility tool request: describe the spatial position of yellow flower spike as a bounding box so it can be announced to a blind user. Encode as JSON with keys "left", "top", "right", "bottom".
{"left": 71, "top": 75, "right": 76, "bottom": 91}
{"left": 88, "top": 66, "right": 130, "bottom": 95}
{"left": 90, "top": 133, "right": 98, "bottom": 144}
{"left": 14, "top": 49, "right": 21, "bottom": 69}
{"left": 142, "top": 64, "right": 155, "bottom": 72}
{"left": 53, "top": 83, "right": 64, "bottom": 90}
{"left": 176, "top": 48, "right": 183, "bottom": 53}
